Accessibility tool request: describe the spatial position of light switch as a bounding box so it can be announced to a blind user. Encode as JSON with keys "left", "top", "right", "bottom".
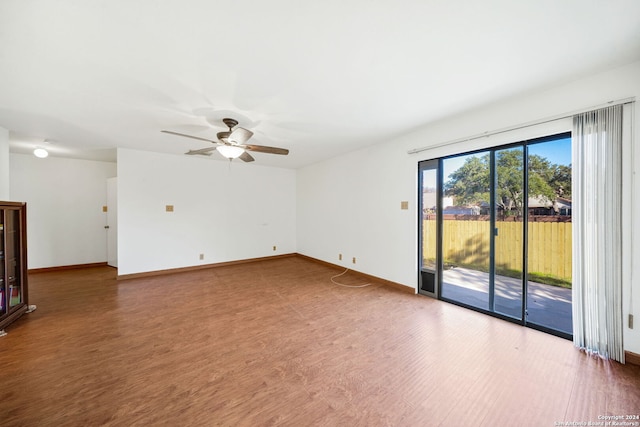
{"left": 102, "top": 206, "right": 108, "bottom": 212}
{"left": 401, "top": 201, "right": 409, "bottom": 210}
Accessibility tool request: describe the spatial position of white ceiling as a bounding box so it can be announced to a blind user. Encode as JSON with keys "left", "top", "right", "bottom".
{"left": 1, "top": 1, "right": 639, "bottom": 168}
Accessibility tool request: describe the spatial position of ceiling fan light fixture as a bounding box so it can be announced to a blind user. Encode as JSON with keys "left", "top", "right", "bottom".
{"left": 216, "top": 145, "right": 245, "bottom": 159}
{"left": 163, "top": 117, "right": 288, "bottom": 163}
{"left": 33, "top": 147, "right": 49, "bottom": 158}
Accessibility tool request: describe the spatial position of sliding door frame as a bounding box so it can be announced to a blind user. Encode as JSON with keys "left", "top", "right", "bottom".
{"left": 418, "top": 132, "right": 573, "bottom": 340}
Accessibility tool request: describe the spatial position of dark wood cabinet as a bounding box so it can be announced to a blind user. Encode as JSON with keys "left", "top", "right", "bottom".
{"left": 0, "top": 201, "right": 29, "bottom": 335}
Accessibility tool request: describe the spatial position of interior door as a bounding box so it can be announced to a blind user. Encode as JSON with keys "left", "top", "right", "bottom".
{"left": 106, "top": 177, "right": 118, "bottom": 268}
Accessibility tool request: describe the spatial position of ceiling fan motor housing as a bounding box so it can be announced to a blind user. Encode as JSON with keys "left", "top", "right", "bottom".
{"left": 217, "top": 131, "right": 231, "bottom": 143}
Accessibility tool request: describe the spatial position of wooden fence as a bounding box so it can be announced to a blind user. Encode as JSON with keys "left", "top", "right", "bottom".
{"left": 422, "top": 219, "right": 572, "bottom": 282}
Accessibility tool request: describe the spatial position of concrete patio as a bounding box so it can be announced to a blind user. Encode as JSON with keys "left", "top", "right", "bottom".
{"left": 441, "top": 266, "right": 572, "bottom": 334}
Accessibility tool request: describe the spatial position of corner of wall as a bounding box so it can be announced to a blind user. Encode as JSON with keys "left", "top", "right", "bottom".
{"left": 0, "top": 127, "right": 10, "bottom": 200}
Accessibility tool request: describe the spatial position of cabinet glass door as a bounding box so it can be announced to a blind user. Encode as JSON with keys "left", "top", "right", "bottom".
{"left": 0, "top": 210, "right": 5, "bottom": 316}
{"left": 5, "top": 209, "right": 21, "bottom": 308}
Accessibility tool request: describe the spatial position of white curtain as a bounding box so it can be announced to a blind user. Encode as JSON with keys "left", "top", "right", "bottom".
{"left": 572, "top": 104, "right": 624, "bottom": 362}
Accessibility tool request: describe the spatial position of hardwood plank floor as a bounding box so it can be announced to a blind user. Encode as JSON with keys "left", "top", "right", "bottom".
{"left": 1, "top": 256, "right": 638, "bottom": 426}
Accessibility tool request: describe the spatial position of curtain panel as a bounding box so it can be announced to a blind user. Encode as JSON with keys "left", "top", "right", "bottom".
{"left": 572, "top": 104, "right": 624, "bottom": 362}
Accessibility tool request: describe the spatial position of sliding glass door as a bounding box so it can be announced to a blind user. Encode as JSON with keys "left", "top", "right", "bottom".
{"left": 440, "top": 152, "right": 491, "bottom": 312}
{"left": 418, "top": 133, "right": 572, "bottom": 338}
{"left": 493, "top": 146, "right": 524, "bottom": 320}
{"left": 526, "top": 137, "right": 573, "bottom": 335}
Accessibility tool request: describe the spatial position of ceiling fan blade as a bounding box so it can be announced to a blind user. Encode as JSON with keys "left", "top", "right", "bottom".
{"left": 244, "top": 144, "right": 289, "bottom": 155}
{"left": 239, "top": 151, "right": 255, "bottom": 162}
{"left": 185, "top": 147, "right": 217, "bottom": 156}
{"left": 228, "top": 127, "right": 253, "bottom": 145}
{"left": 161, "top": 130, "right": 217, "bottom": 144}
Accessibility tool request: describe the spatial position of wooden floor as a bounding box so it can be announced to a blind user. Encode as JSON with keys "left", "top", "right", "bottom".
{"left": 1, "top": 256, "right": 639, "bottom": 426}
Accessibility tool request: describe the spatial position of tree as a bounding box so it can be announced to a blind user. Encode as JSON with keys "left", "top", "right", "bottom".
{"left": 496, "top": 149, "right": 525, "bottom": 215}
{"left": 550, "top": 164, "right": 571, "bottom": 198}
{"left": 443, "top": 154, "right": 490, "bottom": 206}
{"left": 522, "top": 153, "right": 558, "bottom": 213}
{"left": 444, "top": 150, "right": 569, "bottom": 217}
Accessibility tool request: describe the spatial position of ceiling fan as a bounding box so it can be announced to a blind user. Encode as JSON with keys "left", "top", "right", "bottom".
{"left": 161, "top": 118, "right": 289, "bottom": 162}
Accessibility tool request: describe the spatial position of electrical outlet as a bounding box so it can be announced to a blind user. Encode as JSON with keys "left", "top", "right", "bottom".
{"left": 339, "top": 254, "right": 342, "bottom": 261}
{"left": 273, "top": 245, "right": 277, "bottom": 251}
{"left": 199, "top": 254, "right": 204, "bottom": 260}
{"left": 352, "top": 257, "right": 356, "bottom": 264}
{"left": 166, "top": 205, "right": 174, "bottom": 212}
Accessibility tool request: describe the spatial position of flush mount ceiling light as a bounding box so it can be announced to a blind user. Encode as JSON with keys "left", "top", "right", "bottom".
{"left": 33, "top": 147, "right": 49, "bottom": 158}
{"left": 216, "top": 145, "right": 245, "bottom": 159}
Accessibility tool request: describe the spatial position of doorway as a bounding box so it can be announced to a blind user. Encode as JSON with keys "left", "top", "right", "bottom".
{"left": 106, "top": 177, "right": 117, "bottom": 268}
{"left": 418, "top": 133, "right": 572, "bottom": 338}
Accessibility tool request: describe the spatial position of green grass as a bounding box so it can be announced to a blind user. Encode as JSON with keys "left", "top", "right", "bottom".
{"left": 525, "top": 272, "right": 572, "bottom": 289}
{"left": 433, "top": 259, "right": 572, "bottom": 289}
{"left": 495, "top": 267, "right": 572, "bottom": 288}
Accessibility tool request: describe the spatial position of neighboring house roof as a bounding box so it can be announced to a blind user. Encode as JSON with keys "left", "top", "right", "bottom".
{"left": 528, "top": 196, "right": 572, "bottom": 209}
{"left": 557, "top": 197, "right": 572, "bottom": 208}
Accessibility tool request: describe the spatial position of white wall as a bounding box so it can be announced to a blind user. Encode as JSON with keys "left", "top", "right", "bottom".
{"left": 117, "top": 149, "right": 296, "bottom": 276}
{"left": 0, "top": 127, "right": 9, "bottom": 200}
{"left": 297, "top": 60, "right": 640, "bottom": 355}
{"left": 297, "top": 144, "right": 417, "bottom": 286}
{"left": 9, "top": 154, "right": 117, "bottom": 268}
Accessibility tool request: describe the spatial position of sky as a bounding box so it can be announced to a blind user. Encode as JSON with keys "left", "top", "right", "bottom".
{"left": 529, "top": 136, "right": 571, "bottom": 166}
